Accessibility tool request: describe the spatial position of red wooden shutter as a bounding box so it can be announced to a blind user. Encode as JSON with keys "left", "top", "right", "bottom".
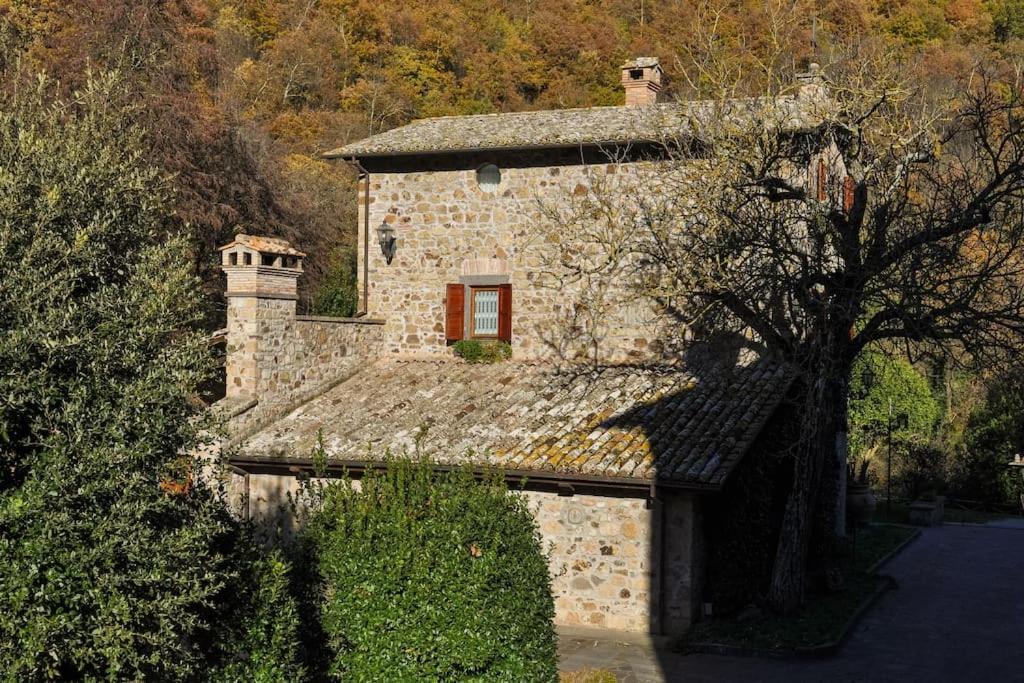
{"left": 816, "top": 158, "right": 827, "bottom": 201}
{"left": 497, "top": 284, "right": 512, "bottom": 342}
{"left": 445, "top": 284, "right": 464, "bottom": 341}
{"left": 843, "top": 175, "right": 855, "bottom": 212}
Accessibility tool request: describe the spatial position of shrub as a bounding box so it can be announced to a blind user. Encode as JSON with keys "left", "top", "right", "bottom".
{"left": 954, "top": 370, "right": 1024, "bottom": 505}
{"left": 211, "top": 547, "right": 306, "bottom": 682}
{"left": 301, "top": 459, "right": 557, "bottom": 681}
{"left": 848, "top": 350, "right": 942, "bottom": 494}
{"left": 453, "top": 339, "right": 513, "bottom": 363}
{"left": 0, "top": 72, "right": 302, "bottom": 680}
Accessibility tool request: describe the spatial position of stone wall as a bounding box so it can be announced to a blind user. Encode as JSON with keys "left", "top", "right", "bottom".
{"left": 523, "top": 488, "right": 701, "bottom": 634}
{"left": 223, "top": 294, "right": 384, "bottom": 430}
{"left": 239, "top": 470, "right": 702, "bottom": 635}
{"left": 357, "top": 159, "right": 673, "bottom": 363}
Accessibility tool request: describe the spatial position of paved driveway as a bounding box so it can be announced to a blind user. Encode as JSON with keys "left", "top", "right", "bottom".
{"left": 558, "top": 524, "right": 1024, "bottom": 682}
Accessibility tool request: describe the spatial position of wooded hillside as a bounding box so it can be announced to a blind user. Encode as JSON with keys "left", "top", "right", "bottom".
{"left": 3, "top": 0, "right": 1023, "bottom": 313}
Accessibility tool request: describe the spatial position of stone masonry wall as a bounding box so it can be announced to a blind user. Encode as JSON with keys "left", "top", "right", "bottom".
{"left": 240, "top": 471, "right": 701, "bottom": 635}
{"left": 523, "top": 489, "right": 700, "bottom": 634}
{"left": 224, "top": 295, "right": 384, "bottom": 430}
{"left": 357, "top": 160, "right": 672, "bottom": 363}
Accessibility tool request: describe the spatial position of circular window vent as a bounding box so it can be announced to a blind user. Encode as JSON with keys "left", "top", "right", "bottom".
{"left": 476, "top": 164, "right": 501, "bottom": 191}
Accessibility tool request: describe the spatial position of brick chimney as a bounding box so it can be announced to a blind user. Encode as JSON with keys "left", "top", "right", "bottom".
{"left": 621, "top": 57, "right": 663, "bottom": 106}
{"left": 219, "top": 234, "right": 305, "bottom": 400}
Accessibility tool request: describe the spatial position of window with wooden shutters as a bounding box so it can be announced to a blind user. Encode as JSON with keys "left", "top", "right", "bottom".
{"left": 843, "top": 175, "right": 855, "bottom": 212}
{"left": 445, "top": 283, "right": 464, "bottom": 341}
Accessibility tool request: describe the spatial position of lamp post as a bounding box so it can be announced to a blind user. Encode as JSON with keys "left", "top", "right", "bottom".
{"left": 375, "top": 220, "right": 397, "bottom": 265}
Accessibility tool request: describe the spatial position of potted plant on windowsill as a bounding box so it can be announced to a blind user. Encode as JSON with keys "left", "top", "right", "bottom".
{"left": 452, "top": 339, "right": 512, "bottom": 363}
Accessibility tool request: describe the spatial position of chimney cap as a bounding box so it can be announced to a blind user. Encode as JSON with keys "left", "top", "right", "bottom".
{"left": 621, "top": 56, "right": 662, "bottom": 71}
{"left": 795, "top": 62, "right": 822, "bottom": 84}
{"left": 218, "top": 233, "right": 306, "bottom": 258}
{"left": 794, "top": 63, "right": 828, "bottom": 101}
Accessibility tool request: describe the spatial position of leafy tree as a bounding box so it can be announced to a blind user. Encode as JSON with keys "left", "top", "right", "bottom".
{"left": 311, "top": 245, "right": 359, "bottom": 317}
{"left": 990, "top": 0, "right": 1024, "bottom": 41}
{"left": 956, "top": 369, "right": 1024, "bottom": 504}
{"left": 848, "top": 350, "right": 942, "bottom": 462}
{"left": 300, "top": 458, "right": 558, "bottom": 681}
{"left": 0, "top": 73, "right": 302, "bottom": 680}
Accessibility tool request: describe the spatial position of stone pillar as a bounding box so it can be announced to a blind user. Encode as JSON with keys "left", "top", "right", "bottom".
{"left": 219, "top": 234, "right": 305, "bottom": 401}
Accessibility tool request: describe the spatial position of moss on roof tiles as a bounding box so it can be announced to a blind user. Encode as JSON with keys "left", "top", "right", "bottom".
{"left": 234, "top": 358, "right": 792, "bottom": 489}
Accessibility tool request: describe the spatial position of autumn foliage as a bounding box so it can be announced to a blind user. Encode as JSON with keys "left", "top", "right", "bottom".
{"left": 3, "top": 0, "right": 1023, "bottom": 316}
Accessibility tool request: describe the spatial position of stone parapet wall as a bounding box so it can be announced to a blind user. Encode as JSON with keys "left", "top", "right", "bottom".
{"left": 224, "top": 294, "right": 384, "bottom": 431}
{"left": 358, "top": 159, "right": 673, "bottom": 363}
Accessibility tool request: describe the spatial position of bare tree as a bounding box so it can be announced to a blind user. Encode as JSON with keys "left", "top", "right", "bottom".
{"left": 544, "top": 52, "right": 1024, "bottom": 612}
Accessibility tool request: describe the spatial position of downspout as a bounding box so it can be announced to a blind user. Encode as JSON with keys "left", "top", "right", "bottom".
{"left": 342, "top": 156, "right": 371, "bottom": 317}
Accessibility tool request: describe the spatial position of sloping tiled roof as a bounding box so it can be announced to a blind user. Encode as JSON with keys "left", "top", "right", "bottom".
{"left": 324, "top": 95, "right": 822, "bottom": 159}
{"left": 233, "top": 358, "right": 791, "bottom": 489}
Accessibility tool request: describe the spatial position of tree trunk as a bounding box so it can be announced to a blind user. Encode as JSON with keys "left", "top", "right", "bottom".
{"left": 767, "top": 356, "right": 848, "bottom": 613}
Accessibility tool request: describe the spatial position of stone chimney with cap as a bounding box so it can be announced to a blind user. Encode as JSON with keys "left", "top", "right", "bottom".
{"left": 795, "top": 62, "right": 827, "bottom": 101}
{"left": 621, "top": 57, "right": 663, "bottom": 106}
{"left": 219, "top": 234, "right": 305, "bottom": 400}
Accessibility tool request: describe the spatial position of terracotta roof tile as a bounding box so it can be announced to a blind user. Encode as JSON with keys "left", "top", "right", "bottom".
{"left": 235, "top": 358, "right": 792, "bottom": 488}
{"left": 324, "top": 95, "right": 824, "bottom": 159}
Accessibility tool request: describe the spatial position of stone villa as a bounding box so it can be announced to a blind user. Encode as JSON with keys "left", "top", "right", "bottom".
{"left": 217, "top": 59, "right": 834, "bottom": 634}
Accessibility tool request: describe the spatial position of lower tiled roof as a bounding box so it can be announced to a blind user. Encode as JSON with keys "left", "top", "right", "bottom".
{"left": 234, "top": 358, "right": 791, "bottom": 489}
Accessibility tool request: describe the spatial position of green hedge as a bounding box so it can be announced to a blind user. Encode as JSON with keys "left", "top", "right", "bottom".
{"left": 211, "top": 546, "right": 306, "bottom": 682}
{"left": 0, "top": 72, "right": 303, "bottom": 681}
{"left": 301, "top": 460, "right": 557, "bottom": 681}
{"left": 311, "top": 246, "right": 358, "bottom": 317}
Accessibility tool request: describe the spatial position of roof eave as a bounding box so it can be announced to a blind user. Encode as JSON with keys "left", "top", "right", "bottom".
{"left": 322, "top": 138, "right": 675, "bottom": 161}
{"left": 228, "top": 454, "right": 726, "bottom": 493}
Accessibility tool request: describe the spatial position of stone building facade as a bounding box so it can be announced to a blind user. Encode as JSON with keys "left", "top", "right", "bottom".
{"left": 215, "top": 59, "right": 818, "bottom": 635}
{"left": 352, "top": 156, "right": 666, "bottom": 362}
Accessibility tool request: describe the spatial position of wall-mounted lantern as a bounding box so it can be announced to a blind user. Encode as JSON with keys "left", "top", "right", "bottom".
{"left": 376, "top": 220, "right": 397, "bottom": 265}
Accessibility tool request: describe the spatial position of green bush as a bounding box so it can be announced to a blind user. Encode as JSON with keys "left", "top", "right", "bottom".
{"left": 848, "top": 350, "right": 941, "bottom": 490}
{"left": 0, "top": 72, "right": 302, "bottom": 680}
{"left": 211, "top": 547, "right": 306, "bottom": 682}
{"left": 453, "top": 339, "right": 513, "bottom": 363}
{"left": 311, "top": 246, "right": 358, "bottom": 317}
{"left": 301, "top": 459, "right": 557, "bottom": 681}
{"left": 955, "top": 370, "right": 1024, "bottom": 505}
